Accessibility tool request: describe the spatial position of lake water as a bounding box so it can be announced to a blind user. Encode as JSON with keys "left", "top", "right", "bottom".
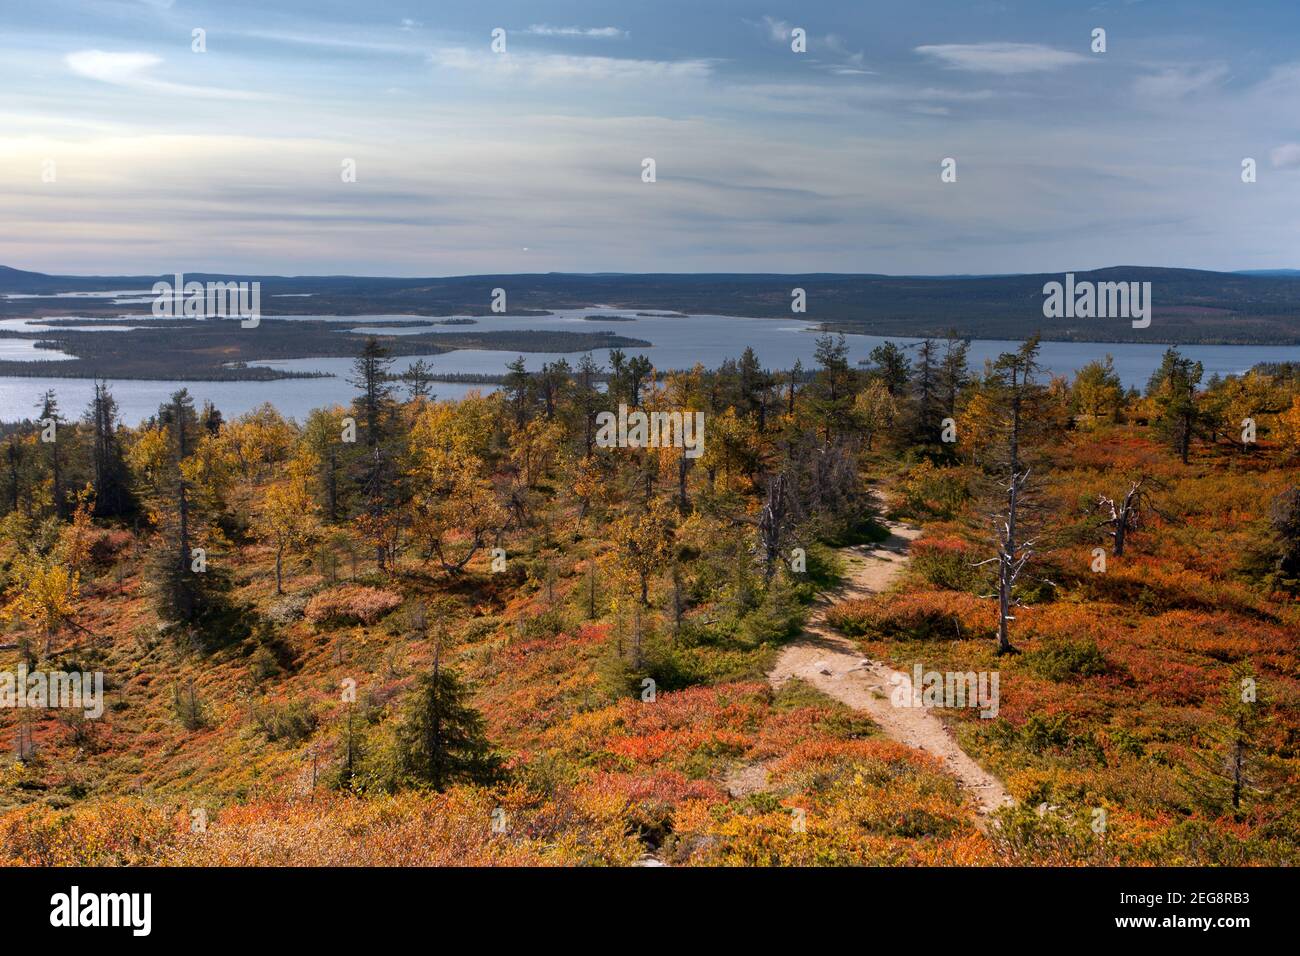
{"left": 2, "top": 306, "right": 1298, "bottom": 424}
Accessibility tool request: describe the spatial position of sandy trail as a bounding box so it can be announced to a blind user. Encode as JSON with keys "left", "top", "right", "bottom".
{"left": 766, "top": 507, "right": 1013, "bottom": 821}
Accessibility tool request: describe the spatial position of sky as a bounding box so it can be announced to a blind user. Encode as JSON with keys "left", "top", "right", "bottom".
{"left": 1, "top": 0, "right": 1299, "bottom": 276}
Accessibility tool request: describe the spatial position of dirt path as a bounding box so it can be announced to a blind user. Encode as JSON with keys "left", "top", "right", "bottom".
{"left": 766, "top": 507, "right": 1013, "bottom": 821}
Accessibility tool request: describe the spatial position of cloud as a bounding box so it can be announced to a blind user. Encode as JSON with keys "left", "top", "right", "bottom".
{"left": 428, "top": 48, "right": 711, "bottom": 83}
{"left": 756, "top": 17, "right": 870, "bottom": 73}
{"left": 822, "top": 34, "right": 858, "bottom": 59}
{"left": 915, "top": 42, "right": 1088, "bottom": 74}
{"left": 1132, "top": 65, "right": 1227, "bottom": 99}
{"left": 234, "top": 30, "right": 419, "bottom": 54}
{"left": 727, "top": 79, "right": 996, "bottom": 119}
{"left": 65, "top": 49, "right": 263, "bottom": 99}
{"left": 1250, "top": 63, "right": 1300, "bottom": 99}
{"left": 525, "top": 25, "right": 627, "bottom": 39}
{"left": 1270, "top": 143, "right": 1300, "bottom": 169}
{"left": 760, "top": 16, "right": 792, "bottom": 44}
{"left": 66, "top": 50, "right": 161, "bottom": 84}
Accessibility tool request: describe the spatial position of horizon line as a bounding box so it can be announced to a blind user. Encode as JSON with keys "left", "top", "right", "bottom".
{"left": 5, "top": 264, "right": 1300, "bottom": 282}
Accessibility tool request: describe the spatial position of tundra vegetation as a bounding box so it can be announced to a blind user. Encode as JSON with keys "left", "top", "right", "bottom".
{"left": 0, "top": 335, "right": 1296, "bottom": 866}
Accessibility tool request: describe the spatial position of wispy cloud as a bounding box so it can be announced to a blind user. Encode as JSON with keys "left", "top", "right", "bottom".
{"left": 525, "top": 25, "right": 627, "bottom": 39}
{"left": 755, "top": 16, "right": 871, "bottom": 75}
{"left": 759, "top": 16, "right": 792, "bottom": 44}
{"left": 1270, "top": 143, "right": 1300, "bottom": 169}
{"left": 1250, "top": 63, "right": 1300, "bottom": 99}
{"left": 1132, "top": 64, "right": 1228, "bottom": 99}
{"left": 428, "top": 47, "right": 711, "bottom": 83}
{"left": 66, "top": 50, "right": 160, "bottom": 84}
{"left": 915, "top": 42, "right": 1088, "bottom": 74}
{"left": 234, "top": 29, "right": 421, "bottom": 54}
{"left": 65, "top": 49, "right": 263, "bottom": 99}
{"left": 728, "top": 80, "right": 995, "bottom": 117}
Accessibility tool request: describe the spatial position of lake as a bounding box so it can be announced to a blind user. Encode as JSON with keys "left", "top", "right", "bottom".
{"left": 2, "top": 307, "right": 1298, "bottom": 424}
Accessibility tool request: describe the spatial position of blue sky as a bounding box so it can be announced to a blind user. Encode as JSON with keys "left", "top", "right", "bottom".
{"left": 2, "top": 0, "right": 1299, "bottom": 276}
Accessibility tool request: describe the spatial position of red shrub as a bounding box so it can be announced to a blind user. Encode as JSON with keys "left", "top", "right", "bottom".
{"left": 304, "top": 586, "right": 402, "bottom": 626}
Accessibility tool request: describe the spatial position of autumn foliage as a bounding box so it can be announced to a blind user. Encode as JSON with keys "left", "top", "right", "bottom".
{"left": 1, "top": 340, "right": 1297, "bottom": 866}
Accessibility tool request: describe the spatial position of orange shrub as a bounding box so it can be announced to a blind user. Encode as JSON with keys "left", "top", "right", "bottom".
{"left": 667, "top": 736, "right": 994, "bottom": 866}
{"left": 826, "top": 591, "right": 992, "bottom": 640}
{"left": 0, "top": 790, "right": 641, "bottom": 867}
{"left": 1076, "top": 556, "right": 1264, "bottom": 617}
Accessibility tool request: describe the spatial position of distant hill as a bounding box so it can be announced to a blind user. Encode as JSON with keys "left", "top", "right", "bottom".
{"left": 4, "top": 265, "right": 1300, "bottom": 344}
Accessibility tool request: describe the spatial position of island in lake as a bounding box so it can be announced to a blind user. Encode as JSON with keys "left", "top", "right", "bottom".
{"left": 0, "top": 317, "right": 650, "bottom": 381}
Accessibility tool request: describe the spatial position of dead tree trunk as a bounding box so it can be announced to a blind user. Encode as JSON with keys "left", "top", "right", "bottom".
{"left": 1095, "top": 476, "right": 1161, "bottom": 557}
{"left": 758, "top": 474, "right": 789, "bottom": 583}
{"left": 983, "top": 468, "right": 1034, "bottom": 656}
{"left": 677, "top": 455, "right": 690, "bottom": 515}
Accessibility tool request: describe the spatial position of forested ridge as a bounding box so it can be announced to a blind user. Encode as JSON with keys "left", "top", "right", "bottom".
{"left": 6, "top": 265, "right": 1300, "bottom": 343}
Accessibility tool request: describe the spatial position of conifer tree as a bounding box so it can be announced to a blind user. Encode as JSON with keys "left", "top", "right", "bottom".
{"left": 391, "top": 638, "right": 498, "bottom": 791}
{"left": 1186, "top": 664, "right": 1268, "bottom": 813}
{"left": 84, "top": 381, "right": 135, "bottom": 518}
{"left": 142, "top": 390, "right": 212, "bottom": 626}
{"left": 35, "top": 390, "right": 65, "bottom": 519}
{"left": 348, "top": 338, "right": 400, "bottom": 570}
{"left": 1149, "top": 347, "right": 1204, "bottom": 464}
{"left": 939, "top": 332, "right": 970, "bottom": 419}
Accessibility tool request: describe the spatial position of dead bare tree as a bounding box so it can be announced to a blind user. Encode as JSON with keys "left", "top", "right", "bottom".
{"left": 1092, "top": 475, "right": 1167, "bottom": 556}
{"left": 716, "top": 471, "right": 797, "bottom": 583}
{"left": 976, "top": 337, "right": 1050, "bottom": 655}
{"left": 976, "top": 468, "right": 1044, "bottom": 655}
{"left": 757, "top": 473, "right": 791, "bottom": 582}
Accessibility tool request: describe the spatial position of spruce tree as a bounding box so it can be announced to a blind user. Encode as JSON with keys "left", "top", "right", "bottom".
{"left": 83, "top": 380, "right": 135, "bottom": 518}
{"left": 35, "top": 390, "right": 64, "bottom": 519}
{"left": 347, "top": 338, "right": 399, "bottom": 569}
{"left": 392, "top": 649, "right": 499, "bottom": 791}
{"left": 1149, "top": 347, "right": 1204, "bottom": 464}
